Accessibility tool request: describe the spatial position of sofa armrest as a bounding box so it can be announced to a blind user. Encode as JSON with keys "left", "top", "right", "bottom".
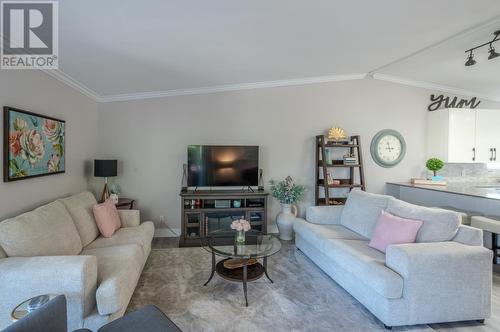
{"left": 118, "top": 209, "right": 140, "bottom": 227}
{"left": 0, "top": 255, "right": 97, "bottom": 331}
{"left": 386, "top": 242, "right": 492, "bottom": 322}
{"left": 453, "top": 225, "right": 483, "bottom": 246}
{"left": 305, "top": 206, "right": 343, "bottom": 225}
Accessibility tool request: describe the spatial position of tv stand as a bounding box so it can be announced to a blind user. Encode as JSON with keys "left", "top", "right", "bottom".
{"left": 179, "top": 189, "right": 269, "bottom": 247}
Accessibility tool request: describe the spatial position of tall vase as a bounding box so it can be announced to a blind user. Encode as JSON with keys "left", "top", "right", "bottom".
{"left": 276, "top": 204, "right": 297, "bottom": 240}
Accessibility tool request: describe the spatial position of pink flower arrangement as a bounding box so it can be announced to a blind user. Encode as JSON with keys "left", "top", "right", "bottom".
{"left": 230, "top": 219, "right": 251, "bottom": 232}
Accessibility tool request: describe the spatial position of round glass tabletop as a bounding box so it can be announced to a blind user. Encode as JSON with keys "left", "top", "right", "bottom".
{"left": 203, "top": 230, "right": 281, "bottom": 259}
{"left": 11, "top": 294, "right": 58, "bottom": 321}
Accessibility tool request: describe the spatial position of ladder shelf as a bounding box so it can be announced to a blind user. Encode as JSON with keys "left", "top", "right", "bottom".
{"left": 315, "top": 135, "right": 366, "bottom": 206}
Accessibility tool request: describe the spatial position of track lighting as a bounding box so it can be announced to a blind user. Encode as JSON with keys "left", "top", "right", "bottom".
{"left": 464, "top": 30, "right": 500, "bottom": 66}
{"left": 465, "top": 51, "right": 476, "bottom": 66}
{"left": 488, "top": 44, "right": 500, "bottom": 60}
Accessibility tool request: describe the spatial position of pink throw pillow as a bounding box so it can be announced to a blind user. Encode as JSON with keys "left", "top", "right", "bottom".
{"left": 369, "top": 210, "right": 423, "bottom": 253}
{"left": 93, "top": 199, "right": 121, "bottom": 238}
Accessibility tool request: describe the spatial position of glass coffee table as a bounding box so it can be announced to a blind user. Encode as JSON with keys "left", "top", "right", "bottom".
{"left": 202, "top": 230, "right": 281, "bottom": 306}
{"left": 11, "top": 294, "right": 58, "bottom": 321}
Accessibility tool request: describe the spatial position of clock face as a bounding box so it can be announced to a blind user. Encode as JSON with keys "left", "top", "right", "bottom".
{"left": 377, "top": 135, "right": 402, "bottom": 163}
{"left": 370, "top": 129, "right": 406, "bottom": 167}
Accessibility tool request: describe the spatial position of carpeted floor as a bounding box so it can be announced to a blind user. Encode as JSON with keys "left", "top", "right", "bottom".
{"left": 128, "top": 243, "right": 435, "bottom": 332}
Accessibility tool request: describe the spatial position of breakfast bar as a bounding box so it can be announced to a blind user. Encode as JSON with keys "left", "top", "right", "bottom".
{"left": 387, "top": 182, "right": 500, "bottom": 265}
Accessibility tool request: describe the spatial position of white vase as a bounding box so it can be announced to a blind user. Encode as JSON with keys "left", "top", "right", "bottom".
{"left": 276, "top": 204, "right": 297, "bottom": 241}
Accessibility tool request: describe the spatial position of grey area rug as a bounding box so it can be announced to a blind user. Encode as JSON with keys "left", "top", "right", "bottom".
{"left": 128, "top": 244, "right": 432, "bottom": 332}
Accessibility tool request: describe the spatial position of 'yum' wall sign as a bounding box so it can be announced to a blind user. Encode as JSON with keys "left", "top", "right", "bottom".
{"left": 428, "top": 94, "right": 481, "bottom": 112}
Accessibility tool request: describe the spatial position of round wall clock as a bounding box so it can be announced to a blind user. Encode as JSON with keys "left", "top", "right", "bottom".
{"left": 370, "top": 129, "right": 406, "bottom": 168}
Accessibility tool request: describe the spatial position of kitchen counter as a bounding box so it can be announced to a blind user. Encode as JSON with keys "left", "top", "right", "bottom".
{"left": 387, "top": 182, "right": 500, "bottom": 201}
{"left": 386, "top": 181, "right": 500, "bottom": 268}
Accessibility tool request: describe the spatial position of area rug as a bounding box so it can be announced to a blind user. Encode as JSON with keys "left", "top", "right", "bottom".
{"left": 128, "top": 243, "right": 432, "bottom": 332}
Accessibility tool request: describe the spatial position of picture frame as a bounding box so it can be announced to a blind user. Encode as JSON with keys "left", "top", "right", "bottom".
{"left": 3, "top": 106, "right": 65, "bottom": 182}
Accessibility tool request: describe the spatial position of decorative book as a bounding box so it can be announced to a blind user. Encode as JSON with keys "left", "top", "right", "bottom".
{"left": 411, "top": 178, "right": 447, "bottom": 186}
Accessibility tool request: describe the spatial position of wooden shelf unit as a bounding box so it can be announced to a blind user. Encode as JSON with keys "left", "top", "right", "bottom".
{"left": 315, "top": 135, "right": 366, "bottom": 206}
{"left": 179, "top": 190, "right": 268, "bottom": 247}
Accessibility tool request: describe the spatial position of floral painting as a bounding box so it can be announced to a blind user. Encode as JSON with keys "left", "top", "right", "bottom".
{"left": 3, "top": 107, "right": 65, "bottom": 182}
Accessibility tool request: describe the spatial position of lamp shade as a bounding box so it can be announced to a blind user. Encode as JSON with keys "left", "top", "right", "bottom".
{"left": 94, "top": 160, "right": 117, "bottom": 177}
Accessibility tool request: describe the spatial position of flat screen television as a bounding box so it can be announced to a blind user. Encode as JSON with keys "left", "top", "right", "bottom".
{"left": 187, "top": 145, "right": 259, "bottom": 187}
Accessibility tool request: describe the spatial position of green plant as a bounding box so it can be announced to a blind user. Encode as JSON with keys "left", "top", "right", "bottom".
{"left": 269, "top": 176, "right": 306, "bottom": 204}
{"left": 426, "top": 158, "right": 444, "bottom": 176}
{"left": 109, "top": 183, "right": 121, "bottom": 194}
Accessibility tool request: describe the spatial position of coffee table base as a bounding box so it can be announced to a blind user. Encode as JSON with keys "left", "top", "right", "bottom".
{"left": 204, "top": 254, "right": 274, "bottom": 307}
{"left": 216, "top": 258, "right": 264, "bottom": 282}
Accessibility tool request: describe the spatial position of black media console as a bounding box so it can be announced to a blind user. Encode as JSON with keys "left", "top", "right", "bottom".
{"left": 179, "top": 190, "right": 268, "bottom": 247}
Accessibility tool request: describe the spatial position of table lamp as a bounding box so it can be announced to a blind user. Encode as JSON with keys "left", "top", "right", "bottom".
{"left": 94, "top": 159, "right": 117, "bottom": 202}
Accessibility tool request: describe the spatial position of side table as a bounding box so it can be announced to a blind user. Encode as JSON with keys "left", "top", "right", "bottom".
{"left": 116, "top": 198, "right": 135, "bottom": 210}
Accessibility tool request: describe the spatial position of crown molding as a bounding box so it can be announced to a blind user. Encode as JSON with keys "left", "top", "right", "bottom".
{"left": 97, "top": 73, "right": 368, "bottom": 103}
{"left": 42, "top": 69, "right": 100, "bottom": 101}
{"left": 37, "top": 68, "right": 500, "bottom": 104}
{"left": 1, "top": 34, "right": 100, "bottom": 101}
{"left": 372, "top": 73, "right": 500, "bottom": 102}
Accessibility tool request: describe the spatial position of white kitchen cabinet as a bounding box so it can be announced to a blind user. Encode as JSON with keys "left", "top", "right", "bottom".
{"left": 475, "top": 109, "right": 500, "bottom": 162}
{"left": 427, "top": 108, "right": 500, "bottom": 163}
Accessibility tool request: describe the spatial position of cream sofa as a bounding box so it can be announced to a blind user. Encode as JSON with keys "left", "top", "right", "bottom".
{"left": 0, "top": 192, "right": 154, "bottom": 331}
{"left": 294, "top": 190, "right": 493, "bottom": 329}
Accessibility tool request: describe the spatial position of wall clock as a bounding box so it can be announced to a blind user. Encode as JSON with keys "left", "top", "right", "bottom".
{"left": 370, "top": 129, "right": 406, "bottom": 168}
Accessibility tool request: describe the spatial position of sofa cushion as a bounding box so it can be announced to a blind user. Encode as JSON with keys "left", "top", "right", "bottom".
{"left": 306, "top": 206, "right": 343, "bottom": 225}
{"left": 387, "top": 198, "right": 460, "bottom": 242}
{"left": 0, "top": 201, "right": 82, "bottom": 257}
{"left": 93, "top": 200, "right": 121, "bottom": 238}
{"left": 340, "top": 190, "right": 391, "bottom": 238}
{"left": 369, "top": 210, "right": 423, "bottom": 253}
{"left": 324, "top": 239, "right": 403, "bottom": 299}
{"left": 293, "top": 218, "right": 366, "bottom": 251}
{"left": 59, "top": 192, "right": 100, "bottom": 246}
{"left": 84, "top": 221, "right": 154, "bottom": 257}
{"left": 81, "top": 244, "right": 144, "bottom": 315}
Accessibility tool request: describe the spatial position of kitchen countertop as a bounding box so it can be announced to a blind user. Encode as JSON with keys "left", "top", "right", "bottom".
{"left": 387, "top": 182, "right": 500, "bottom": 201}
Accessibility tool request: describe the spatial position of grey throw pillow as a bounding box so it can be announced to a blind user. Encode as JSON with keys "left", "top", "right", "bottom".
{"left": 386, "top": 198, "right": 460, "bottom": 242}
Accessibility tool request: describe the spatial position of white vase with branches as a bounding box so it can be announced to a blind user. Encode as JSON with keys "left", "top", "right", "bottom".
{"left": 269, "top": 176, "right": 305, "bottom": 240}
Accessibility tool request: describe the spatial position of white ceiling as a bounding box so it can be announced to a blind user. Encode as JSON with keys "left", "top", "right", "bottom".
{"left": 56, "top": 0, "right": 500, "bottom": 100}
{"left": 378, "top": 20, "right": 500, "bottom": 98}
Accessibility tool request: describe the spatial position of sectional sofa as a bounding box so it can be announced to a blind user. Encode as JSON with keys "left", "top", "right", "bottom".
{"left": 294, "top": 190, "right": 493, "bottom": 329}
{"left": 0, "top": 192, "right": 154, "bottom": 331}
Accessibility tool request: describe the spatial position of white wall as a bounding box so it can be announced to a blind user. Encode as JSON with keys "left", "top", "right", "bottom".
{"left": 96, "top": 78, "right": 500, "bottom": 233}
{"left": 0, "top": 70, "right": 98, "bottom": 220}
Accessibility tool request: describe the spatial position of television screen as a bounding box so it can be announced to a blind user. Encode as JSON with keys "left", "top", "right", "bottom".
{"left": 187, "top": 145, "right": 259, "bottom": 187}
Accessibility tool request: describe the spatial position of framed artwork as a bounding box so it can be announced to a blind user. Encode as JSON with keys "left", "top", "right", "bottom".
{"left": 3, "top": 106, "right": 65, "bottom": 182}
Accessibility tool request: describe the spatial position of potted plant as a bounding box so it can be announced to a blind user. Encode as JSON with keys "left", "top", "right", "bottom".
{"left": 269, "top": 176, "right": 306, "bottom": 240}
{"left": 109, "top": 183, "right": 121, "bottom": 204}
{"left": 426, "top": 158, "right": 444, "bottom": 181}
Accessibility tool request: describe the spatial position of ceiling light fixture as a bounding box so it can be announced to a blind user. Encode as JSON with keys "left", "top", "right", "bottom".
{"left": 464, "top": 30, "right": 500, "bottom": 66}
{"left": 465, "top": 51, "right": 476, "bottom": 66}
{"left": 488, "top": 43, "right": 500, "bottom": 60}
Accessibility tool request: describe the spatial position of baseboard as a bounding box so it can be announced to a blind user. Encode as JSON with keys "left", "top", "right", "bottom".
{"left": 154, "top": 228, "right": 181, "bottom": 237}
